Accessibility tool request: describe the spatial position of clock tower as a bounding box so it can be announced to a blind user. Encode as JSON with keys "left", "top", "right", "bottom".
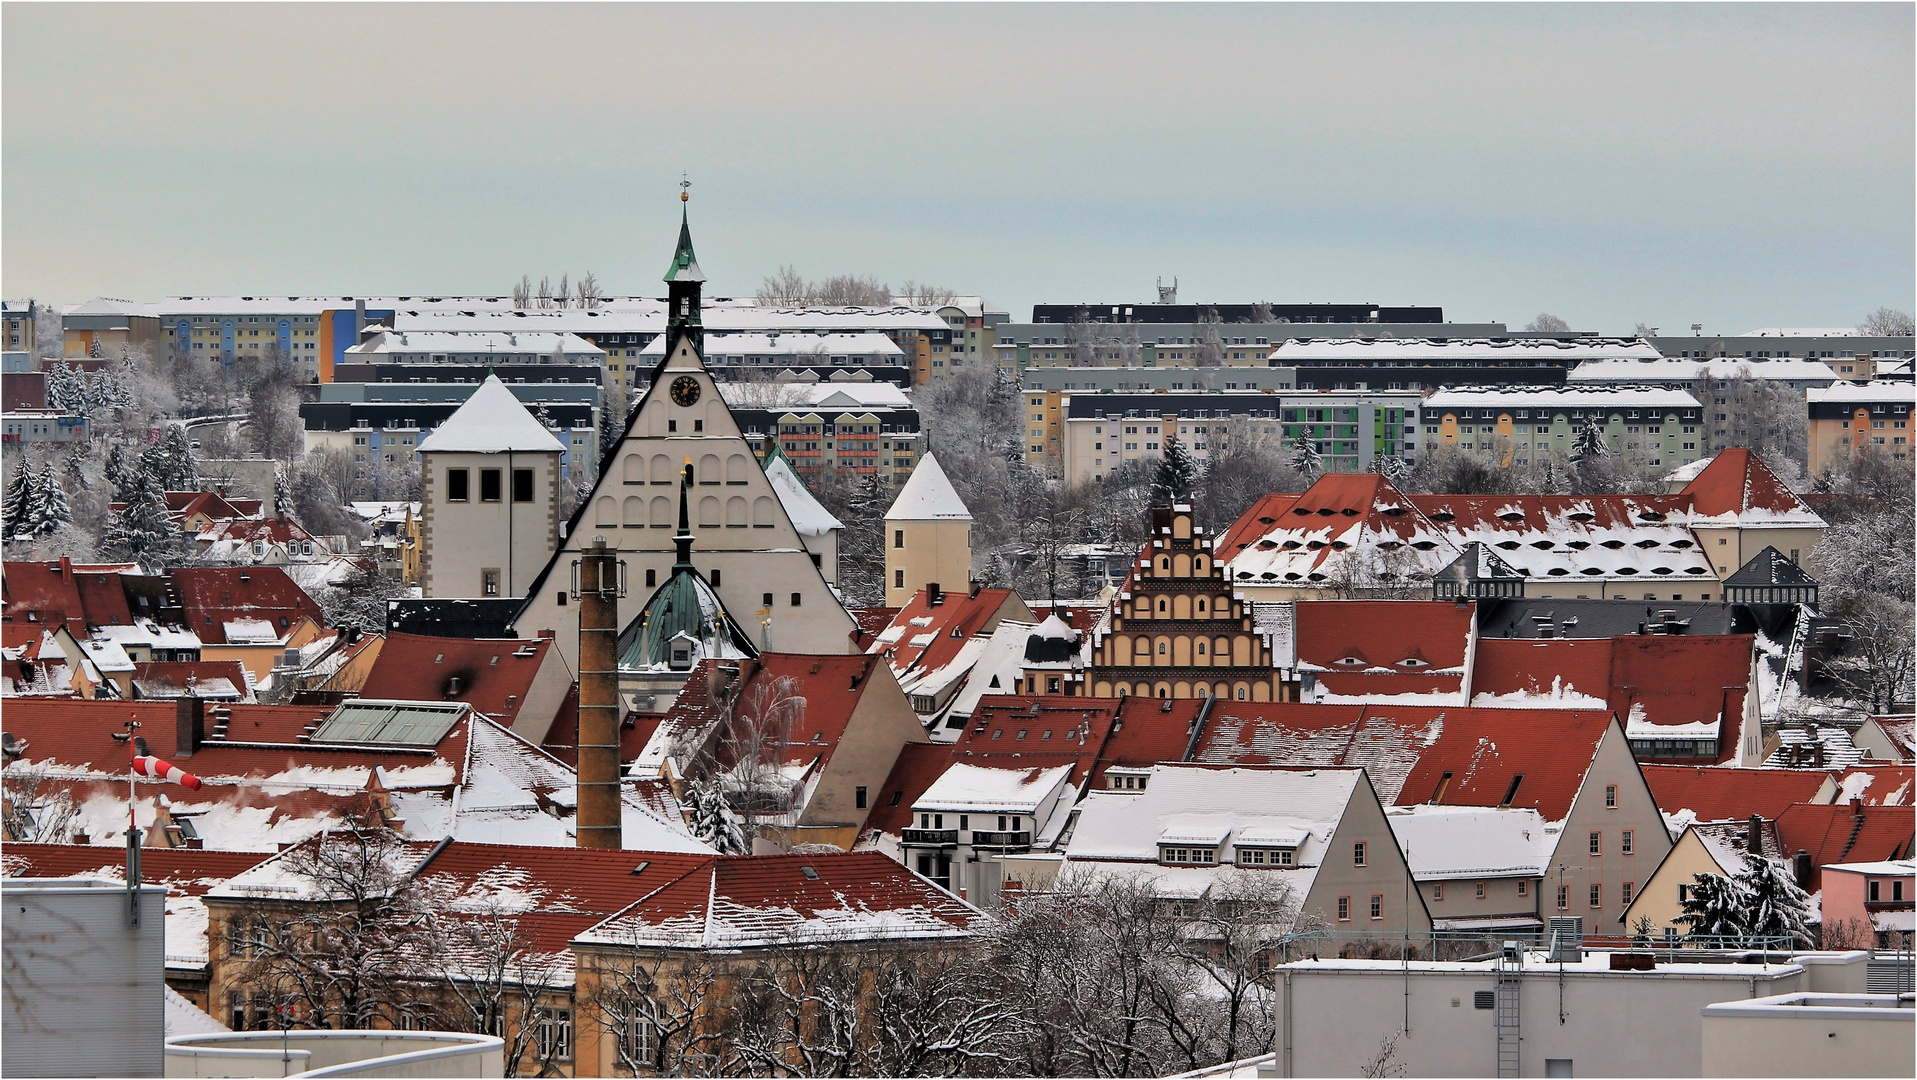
{"left": 659, "top": 181, "right": 704, "bottom": 381}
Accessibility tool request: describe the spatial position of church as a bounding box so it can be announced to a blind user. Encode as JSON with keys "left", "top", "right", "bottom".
{"left": 509, "top": 196, "right": 859, "bottom": 672}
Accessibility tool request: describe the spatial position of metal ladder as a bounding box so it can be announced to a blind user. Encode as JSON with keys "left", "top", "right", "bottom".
{"left": 1496, "top": 947, "right": 1522, "bottom": 1078}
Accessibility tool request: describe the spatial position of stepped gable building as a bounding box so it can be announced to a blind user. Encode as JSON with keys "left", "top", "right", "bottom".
{"left": 1086, "top": 503, "right": 1291, "bottom": 702}
{"left": 509, "top": 196, "right": 858, "bottom": 669}
{"left": 415, "top": 373, "right": 565, "bottom": 600}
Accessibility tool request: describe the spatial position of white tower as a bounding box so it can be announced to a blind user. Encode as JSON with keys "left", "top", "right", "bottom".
{"left": 883, "top": 452, "right": 973, "bottom": 608}
{"left": 417, "top": 375, "right": 564, "bottom": 599}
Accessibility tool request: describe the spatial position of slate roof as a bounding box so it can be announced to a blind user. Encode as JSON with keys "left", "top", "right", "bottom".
{"left": 1476, "top": 599, "right": 1749, "bottom": 640}
{"left": 1723, "top": 546, "right": 1818, "bottom": 586}
{"left": 385, "top": 598, "right": 523, "bottom": 638}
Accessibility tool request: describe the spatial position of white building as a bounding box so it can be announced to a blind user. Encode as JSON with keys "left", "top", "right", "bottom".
{"left": 416, "top": 375, "right": 564, "bottom": 600}
{"left": 899, "top": 760, "right": 1079, "bottom": 904}
{"left": 643, "top": 331, "right": 905, "bottom": 380}
{"left": 342, "top": 328, "right": 606, "bottom": 366}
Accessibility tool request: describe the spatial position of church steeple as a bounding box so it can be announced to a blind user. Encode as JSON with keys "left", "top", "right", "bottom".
{"left": 662, "top": 180, "right": 704, "bottom": 365}
{"left": 673, "top": 461, "right": 695, "bottom": 567}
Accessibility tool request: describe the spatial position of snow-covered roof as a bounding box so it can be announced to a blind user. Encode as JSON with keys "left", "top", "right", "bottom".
{"left": 1065, "top": 763, "right": 1361, "bottom": 867}
{"left": 1806, "top": 380, "right": 1916, "bottom": 405}
{"left": 1823, "top": 859, "right": 1915, "bottom": 876}
{"left": 1738, "top": 327, "right": 1861, "bottom": 338}
{"left": 647, "top": 331, "right": 904, "bottom": 358}
{"left": 1268, "top": 337, "right": 1662, "bottom": 362}
{"left": 719, "top": 381, "right": 913, "bottom": 410}
{"left": 884, "top": 453, "right": 971, "bottom": 521}
{"left": 762, "top": 455, "right": 843, "bottom": 537}
{"left": 1386, "top": 805, "right": 1555, "bottom": 879}
{"left": 1568, "top": 356, "right": 1839, "bottom": 383}
{"left": 914, "top": 761, "right": 1075, "bottom": 814}
{"left": 1423, "top": 386, "right": 1702, "bottom": 411}
{"left": 416, "top": 375, "right": 565, "bottom": 454}
{"left": 1660, "top": 455, "right": 1716, "bottom": 485}
{"left": 346, "top": 329, "right": 604, "bottom": 358}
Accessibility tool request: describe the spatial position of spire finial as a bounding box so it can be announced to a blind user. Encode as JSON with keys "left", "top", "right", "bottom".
{"left": 680, "top": 173, "right": 690, "bottom": 203}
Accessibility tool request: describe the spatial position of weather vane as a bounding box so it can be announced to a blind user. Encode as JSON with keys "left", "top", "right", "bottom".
{"left": 680, "top": 173, "right": 690, "bottom": 202}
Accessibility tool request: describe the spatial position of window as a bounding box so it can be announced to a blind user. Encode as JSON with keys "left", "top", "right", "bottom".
{"left": 790, "top": 592, "right": 802, "bottom": 607}
{"left": 1475, "top": 881, "right": 1487, "bottom": 900}
{"left": 1353, "top": 841, "right": 1366, "bottom": 867}
{"left": 512, "top": 468, "right": 534, "bottom": 502}
{"left": 1621, "top": 829, "right": 1633, "bottom": 854}
{"left": 480, "top": 468, "right": 502, "bottom": 502}
{"left": 1432, "top": 883, "right": 1444, "bottom": 901}
{"left": 1337, "top": 896, "right": 1351, "bottom": 921}
{"left": 1369, "top": 894, "right": 1383, "bottom": 920}
{"left": 1518, "top": 880, "right": 1528, "bottom": 897}
{"left": 1620, "top": 881, "right": 1634, "bottom": 906}
{"left": 620, "top": 1000, "right": 658, "bottom": 1067}
{"left": 855, "top": 786, "right": 867, "bottom": 809}
{"left": 1556, "top": 885, "right": 1569, "bottom": 910}
{"left": 895, "top": 569, "right": 905, "bottom": 588}
{"left": 894, "top": 529, "right": 904, "bottom": 549}
{"left": 1605, "top": 784, "right": 1617, "bottom": 808}
{"left": 1589, "top": 883, "right": 1601, "bottom": 909}
{"left": 447, "top": 468, "right": 470, "bottom": 501}
{"left": 482, "top": 569, "right": 500, "bottom": 596}
{"left": 1589, "top": 831, "right": 1601, "bottom": 856}
{"left": 536, "top": 1008, "right": 573, "bottom": 1061}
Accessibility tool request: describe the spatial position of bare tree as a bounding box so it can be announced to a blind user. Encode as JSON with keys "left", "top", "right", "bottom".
{"left": 2, "top": 761, "right": 81, "bottom": 843}
{"left": 1858, "top": 307, "right": 1915, "bottom": 336}
{"left": 418, "top": 882, "right": 571, "bottom": 1079}
{"left": 1525, "top": 313, "right": 1571, "bottom": 333}
{"left": 1359, "top": 1030, "right": 1409, "bottom": 1078}
{"left": 585, "top": 935, "right": 725, "bottom": 1077}
{"left": 897, "top": 282, "right": 958, "bottom": 307}
{"left": 512, "top": 275, "right": 532, "bottom": 310}
{"left": 1819, "top": 593, "right": 1916, "bottom": 715}
{"left": 1194, "top": 308, "right": 1225, "bottom": 367}
{"left": 757, "top": 266, "right": 812, "bottom": 307}
{"left": 576, "top": 272, "right": 603, "bottom": 310}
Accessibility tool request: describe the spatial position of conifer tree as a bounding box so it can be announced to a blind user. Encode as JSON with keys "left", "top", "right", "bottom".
{"left": 1287, "top": 431, "right": 1323, "bottom": 479}
{"left": 102, "top": 468, "right": 178, "bottom": 564}
{"left": 1152, "top": 434, "right": 1199, "bottom": 505}
{"left": 274, "top": 465, "right": 295, "bottom": 521}
{"left": 686, "top": 782, "right": 746, "bottom": 854}
{"left": 1572, "top": 418, "right": 1611, "bottom": 462}
{"left": 1735, "top": 851, "right": 1815, "bottom": 947}
{"left": 155, "top": 426, "right": 198, "bottom": 490}
{"left": 106, "top": 442, "right": 138, "bottom": 501}
{"left": 45, "top": 363, "right": 86, "bottom": 414}
{"left": 28, "top": 463, "right": 71, "bottom": 539}
{"left": 3, "top": 458, "right": 39, "bottom": 540}
{"left": 1675, "top": 872, "right": 1749, "bottom": 940}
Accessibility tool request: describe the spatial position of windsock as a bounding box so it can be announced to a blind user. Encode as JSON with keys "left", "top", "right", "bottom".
{"left": 132, "top": 754, "right": 203, "bottom": 790}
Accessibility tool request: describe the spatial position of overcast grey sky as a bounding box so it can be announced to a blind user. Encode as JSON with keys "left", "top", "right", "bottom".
{"left": 4, "top": 3, "right": 1910, "bottom": 333}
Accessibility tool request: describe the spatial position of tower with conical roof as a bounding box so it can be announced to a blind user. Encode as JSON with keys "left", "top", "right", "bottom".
{"left": 883, "top": 451, "right": 973, "bottom": 608}
{"left": 418, "top": 374, "right": 564, "bottom": 598}
{"left": 508, "top": 189, "right": 858, "bottom": 671}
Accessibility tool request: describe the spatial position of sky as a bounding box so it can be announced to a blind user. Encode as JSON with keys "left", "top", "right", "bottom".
{"left": 4, "top": 3, "right": 1911, "bottom": 335}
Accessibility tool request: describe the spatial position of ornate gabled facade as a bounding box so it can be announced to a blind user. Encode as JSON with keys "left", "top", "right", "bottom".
{"left": 1086, "top": 504, "right": 1290, "bottom": 702}
{"left": 510, "top": 197, "right": 858, "bottom": 669}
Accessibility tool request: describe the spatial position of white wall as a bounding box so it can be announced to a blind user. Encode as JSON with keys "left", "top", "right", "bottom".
{"left": 3, "top": 877, "right": 168, "bottom": 1077}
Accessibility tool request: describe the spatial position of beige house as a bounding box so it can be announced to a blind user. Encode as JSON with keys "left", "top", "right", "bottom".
{"left": 883, "top": 452, "right": 972, "bottom": 609}
{"left": 417, "top": 375, "right": 565, "bottom": 600}
{"left": 1622, "top": 818, "right": 1781, "bottom": 940}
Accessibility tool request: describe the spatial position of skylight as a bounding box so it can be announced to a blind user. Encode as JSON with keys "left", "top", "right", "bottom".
{"left": 310, "top": 699, "right": 468, "bottom": 746}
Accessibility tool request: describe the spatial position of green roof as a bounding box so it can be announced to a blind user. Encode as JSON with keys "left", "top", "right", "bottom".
{"left": 663, "top": 207, "right": 705, "bottom": 284}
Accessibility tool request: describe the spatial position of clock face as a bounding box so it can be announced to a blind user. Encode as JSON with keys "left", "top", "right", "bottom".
{"left": 670, "top": 375, "right": 701, "bottom": 407}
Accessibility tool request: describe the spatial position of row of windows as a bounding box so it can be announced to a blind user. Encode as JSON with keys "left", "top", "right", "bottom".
{"left": 1554, "top": 882, "right": 1634, "bottom": 908}
{"left": 445, "top": 467, "right": 535, "bottom": 503}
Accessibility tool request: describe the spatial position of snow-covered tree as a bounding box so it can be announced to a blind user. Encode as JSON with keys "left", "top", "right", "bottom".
{"left": 101, "top": 468, "right": 178, "bottom": 564}
{"left": 1858, "top": 307, "right": 1915, "bottom": 337}
{"left": 27, "top": 463, "right": 71, "bottom": 539}
{"left": 1676, "top": 872, "right": 1748, "bottom": 939}
{"left": 1368, "top": 455, "right": 1409, "bottom": 483}
{"left": 1526, "top": 313, "right": 1571, "bottom": 333}
{"left": 105, "top": 442, "right": 138, "bottom": 500}
{"left": 1287, "top": 431, "right": 1323, "bottom": 479}
{"left": 45, "top": 362, "right": 86, "bottom": 414}
{"left": 1152, "top": 434, "right": 1199, "bottom": 505}
{"left": 153, "top": 425, "right": 199, "bottom": 490}
{"left": 2, "top": 458, "right": 38, "bottom": 540}
{"left": 274, "top": 465, "right": 294, "bottom": 520}
{"left": 1571, "top": 418, "right": 1610, "bottom": 463}
{"left": 1735, "top": 851, "right": 1814, "bottom": 947}
{"left": 686, "top": 781, "right": 747, "bottom": 854}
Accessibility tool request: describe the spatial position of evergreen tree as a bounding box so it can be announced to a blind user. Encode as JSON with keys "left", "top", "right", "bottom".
{"left": 101, "top": 468, "right": 178, "bottom": 565}
{"left": 1152, "top": 434, "right": 1199, "bottom": 505}
{"left": 1368, "top": 455, "right": 1409, "bottom": 483}
{"left": 1675, "top": 872, "right": 1749, "bottom": 940}
{"left": 1735, "top": 851, "right": 1815, "bottom": 947}
{"left": 274, "top": 465, "right": 294, "bottom": 521}
{"left": 28, "top": 463, "right": 71, "bottom": 539}
{"left": 1572, "top": 418, "right": 1611, "bottom": 463}
{"left": 62, "top": 445, "right": 90, "bottom": 492}
{"left": 105, "top": 442, "right": 138, "bottom": 501}
{"left": 1287, "top": 431, "right": 1323, "bottom": 479}
{"left": 154, "top": 426, "right": 198, "bottom": 490}
{"left": 686, "top": 782, "right": 746, "bottom": 854}
{"left": 835, "top": 469, "right": 890, "bottom": 607}
{"left": 45, "top": 363, "right": 86, "bottom": 414}
{"left": 3, "top": 458, "right": 39, "bottom": 540}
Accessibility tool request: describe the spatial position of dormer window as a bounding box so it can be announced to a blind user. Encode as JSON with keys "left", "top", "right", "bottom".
{"left": 1396, "top": 657, "right": 1429, "bottom": 668}
{"left": 1237, "top": 846, "right": 1296, "bottom": 867}
{"left": 1159, "top": 845, "right": 1216, "bottom": 865}
{"left": 1333, "top": 656, "right": 1367, "bottom": 667}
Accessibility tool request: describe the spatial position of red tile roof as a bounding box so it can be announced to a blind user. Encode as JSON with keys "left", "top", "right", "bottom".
{"left": 848, "top": 606, "right": 899, "bottom": 647}
{"left": 1296, "top": 599, "right": 1476, "bottom": 697}
{"left": 407, "top": 841, "right": 709, "bottom": 953}
{"left": 1680, "top": 448, "right": 1815, "bottom": 519}
{"left": 870, "top": 587, "right": 1026, "bottom": 678}
{"left": 659, "top": 653, "right": 887, "bottom": 770}
{"left": 131, "top": 660, "right": 253, "bottom": 701}
{"left": 1193, "top": 701, "right": 1373, "bottom": 766}
{"left": 954, "top": 695, "right": 1118, "bottom": 784}
{"left": 1386, "top": 706, "right": 1616, "bottom": 821}
{"left": 2, "top": 558, "right": 134, "bottom": 628}
{"left": 1639, "top": 765, "right": 1833, "bottom": 823}
{"left": 1, "top": 843, "right": 272, "bottom": 893}
{"left": 194, "top": 517, "right": 317, "bottom": 545}
{"left": 864, "top": 742, "right": 959, "bottom": 837}
{"left": 1775, "top": 802, "right": 1915, "bottom": 890}
{"left": 1836, "top": 766, "right": 1916, "bottom": 806}
{"left": 357, "top": 633, "right": 558, "bottom": 727}
{"left": 1090, "top": 697, "right": 1206, "bottom": 787}
{"left": 1216, "top": 493, "right": 1303, "bottom": 555}
{"left": 170, "top": 567, "right": 323, "bottom": 644}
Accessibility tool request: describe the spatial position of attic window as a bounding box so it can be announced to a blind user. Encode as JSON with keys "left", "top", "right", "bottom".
{"left": 1428, "top": 510, "right": 1455, "bottom": 522}
{"left": 490, "top": 656, "right": 500, "bottom": 665}
{"left": 1499, "top": 774, "right": 1524, "bottom": 807}
{"left": 799, "top": 865, "right": 819, "bottom": 880}
{"left": 1396, "top": 658, "right": 1429, "bottom": 668}
{"left": 435, "top": 654, "right": 445, "bottom": 663}
{"left": 890, "top": 790, "right": 903, "bottom": 806}
{"left": 631, "top": 860, "right": 650, "bottom": 875}
{"left": 1497, "top": 511, "right": 1524, "bottom": 522}
{"left": 1568, "top": 512, "right": 1595, "bottom": 522}
{"left": 1333, "top": 656, "right": 1366, "bottom": 667}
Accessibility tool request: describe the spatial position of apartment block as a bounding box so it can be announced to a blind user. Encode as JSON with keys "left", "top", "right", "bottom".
{"left": 1421, "top": 386, "right": 1707, "bottom": 469}
{"left": 1807, "top": 380, "right": 1916, "bottom": 472}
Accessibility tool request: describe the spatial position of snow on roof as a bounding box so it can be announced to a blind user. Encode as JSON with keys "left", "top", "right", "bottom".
{"left": 1294, "top": 600, "right": 1472, "bottom": 699}
{"left": 221, "top": 618, "right": 280, "bottom": 644}
{"left": 1739, "top": 327, "right": 1862, "bottom": 337}
{"left": 651, "top": 331, "right": 904, "bottom": 358}
{"left": 1807, "top": 380, "right": 1916, "bottom": 405}
{"left": 914, "top": 760, "right": 1075, "bottom": 814}
{"left": 1269, "top": 338, "right": 1661, "bottom": 361}
{"left": 416, "top": 374, "right": 565, "bottom": 454}
{"left": 1568, "top": 356, "right": 1839, "bottom": 383}
{"left": 165, "top": 986, "right": 230, "bottom": 1036}
{"left": 1423, "top": 386, "right": 1702, "bottom": 411}
{"left": 884, "top": 452, "right": 971, "bottom": 521}
{"left": 347, "top": 329, "right": 604, "bottom": 357}
{"left": 1823, "top": 859, "right": 1915, "bottom": 876}
{"left": 1639, "top": 765, "right": 1834, "bottom": 824}
{"left": 1660, "top": 455, "right": 1716, "bottom": 485}
{"left": 1679, "top": 449, "right": 1824, "bottom": 526}
{"left": 1065, "top": 763, "right": 1362, "bottom": 867}
{"left": 1386, "top": 805, "right": 1555, "bottom": 879}
{"left": 763, "top": 455, "right": 843, "bottom": 537}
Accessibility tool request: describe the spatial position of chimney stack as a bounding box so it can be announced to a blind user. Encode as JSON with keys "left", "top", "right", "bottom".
{"left": 1793, "top": 849, "right": 1813, "bottom": 889}
{"left": 576, "top": 538, "right": 622, "bottom": 850}
{"left": 1747, "top": 813, "right": 1763, "bottom": 856}
{"left": 175, "top": 695, "right": 205, "bottom": 758}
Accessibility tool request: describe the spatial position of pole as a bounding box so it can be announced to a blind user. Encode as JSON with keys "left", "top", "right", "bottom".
{"left": 125, "top": 721, "right": 142, "bottom": 928}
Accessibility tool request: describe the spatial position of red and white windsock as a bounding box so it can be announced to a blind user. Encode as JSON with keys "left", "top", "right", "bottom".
{"left": 132, "top": 755, "right": 203, "bottom": 791}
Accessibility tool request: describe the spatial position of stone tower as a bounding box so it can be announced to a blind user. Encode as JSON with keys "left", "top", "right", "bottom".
{"left": 883, "top": 452, "right": 972, "bottom": 609}
{"left": 417, "top": 374, "right": 564, "bottom": 599}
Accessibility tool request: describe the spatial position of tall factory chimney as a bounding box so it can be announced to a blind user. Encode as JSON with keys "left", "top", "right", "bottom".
{"left": 576, "top": 537, "right": 623, "bottom": 849}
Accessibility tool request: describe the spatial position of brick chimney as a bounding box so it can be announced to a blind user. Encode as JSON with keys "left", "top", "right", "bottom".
{"left": 175, "top": 695, "right": 205, "bottom": 758}
{"left": 575, "top": 538, "right": 622, "bottom": 850}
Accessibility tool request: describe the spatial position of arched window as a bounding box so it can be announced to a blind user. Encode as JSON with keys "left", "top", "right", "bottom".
{"left": 622, "top": 496, "right": 644, "bottom": 526}
{"left": 1196, "top": 640, "right": 1207, "bottom": 655}
{"left": 726, "top": 496, "right": 748, "bottom": 527}
{"left": 622, "top": 455, "right": 644, "bottom": 484}
{"left": 727, "top": 455, "right": 752, "bottom": 485}
{"left": 650, "top": 496, "right": 672, "bottom": 527}
{"left": 753, "top": 496, "right": 776, "bottom": 528}
{"left": 594, "top": 496, "right": 616, "bottom": 526}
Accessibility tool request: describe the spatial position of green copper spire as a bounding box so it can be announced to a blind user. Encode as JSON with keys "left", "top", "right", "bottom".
{"left": 663, "top": 186, "right": 705, "bottom": 284}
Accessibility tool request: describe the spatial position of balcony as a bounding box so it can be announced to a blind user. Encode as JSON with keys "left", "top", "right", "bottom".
{"left": 901, "top": 828, "right": 958, "bottom": 846}
{"left": 970, "top": 830, "right": 1033, "bottom": 849}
